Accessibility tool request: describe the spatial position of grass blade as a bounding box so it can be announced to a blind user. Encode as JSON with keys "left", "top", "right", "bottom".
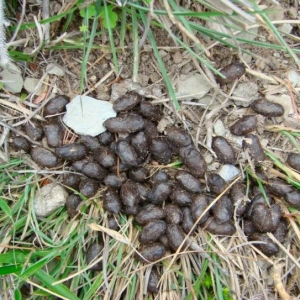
{"left": 139, "top": 10, "right": 180, "bottom": 110}
{"left": 131, "top": 6, "right": 139, "bottom": 82}
{"left": 34, "top": 269, "right": 80, "bottom": 300}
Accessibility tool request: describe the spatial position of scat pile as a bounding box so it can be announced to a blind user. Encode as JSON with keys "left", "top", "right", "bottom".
{"left": 10, "top": 91, "right": 300, "bottom": 289}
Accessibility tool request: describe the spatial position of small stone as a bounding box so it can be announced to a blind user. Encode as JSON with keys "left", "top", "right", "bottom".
{"left": 63, "top": 95, "right": 116, "bottom": 137}
{"left": 176, "top": 74, "right": 211, "bottom": 101}
{"left": 287, "top": 70, "right": 300, "bottom": 87}
{"left": 46, "top": 63, "right": 65, "bottom": 76}
{"left": 213, "top": 119, "right": 226, "bottom": 136}
{"left": 233, "top": 82, "right": 259, "bottom": 107}
{"left": 218, "top": 164, "right": 240, "bottom": 182}
{"left": 173, "top": 51, "right": 183, "bottom": 64}
{"left": 110, "top": 79, "right": 142, "bottom": 101}
{"left": 24, "top": 78, "right": 44, "bottom": 95}
{"left": 278, "top": 24, "right": 292, "bottom": 35}
{"left": 0, "top": 63, "right": 23, "bottom": 93}
{"left": 34, "top": 183, "right": 68, "bottom": 217}
{"left": 288, "top": 7, "right": 298, "bottom": 18}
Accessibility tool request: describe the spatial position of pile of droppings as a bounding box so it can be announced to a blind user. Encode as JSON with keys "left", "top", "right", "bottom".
{"left": 9, "top": 65, "right": 300, "bottom": 293}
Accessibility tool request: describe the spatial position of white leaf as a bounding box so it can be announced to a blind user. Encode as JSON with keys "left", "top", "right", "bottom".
{"left": 89, "top": 223, "right": 130, "bottom": 245}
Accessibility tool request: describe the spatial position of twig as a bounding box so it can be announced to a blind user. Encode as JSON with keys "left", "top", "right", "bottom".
{"left": 271, "top": 262, "right": 293, "bottom": 300}
{"left": 9, "top": 0, "right": 27, "bottom": 43}
{"left": 42, "top": 0, "right": 50, "bottom": 42}
{"left": 0, "top": 120, "right": 42, "bottom": 146}
{"left": 138, "top": 0, "right": 154, "bottom": 48}
{"left": 0, "top": 99, "right": 44, "bottom": 121}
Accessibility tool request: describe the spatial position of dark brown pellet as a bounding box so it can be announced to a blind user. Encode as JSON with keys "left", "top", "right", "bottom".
{"left": 136, "top": 204, "right": 166, "bottom": 225}
{"left": 212, "top": 136, "right": 236, "bottom": 164}
{"left": 104, "top": 174, "right": 126, "bottom": 189}
{"left": 251, "top": 203, "right": 281, "bottom": 233}
{"left": 251, "top": 99, "right": 284, "bottom": 117}
{"left": 204, "top": 218, "right": 236, "bottom": 235}
{"left": 166, "top": 126, "right": 193, "bottom": 147}
{"left": 180, "top": 146, "right": 207, "bottom": 178}
{"left": 129, "top": 167, "right": 148, "bottom": 182}
{"left": 136, "top": 243, "right": 166, "bottom": 263}
{"left": 164, "top": 204, "right": 183, "bottom": 224}
{"left": 63, "top": 173, "right": 81, "bottom": 190}
{"left": 94, "top": 147, "right": 117, "bottom": 168}
{"left": 267, "top": 179, "right": 294, "bottom": 197}
{"left": 249, "top": 233, "right": 279, "bottom": 256}
{"left": 230, "top": 115, "right": 257, "bottom": 136}
{"left": 216, "top": 62, "right": 246, "bottom": 84}
{"left": 150, "top": 170, "right": 169, "bottom": 185}
{"left": 103, "top": 114, "right": 145, "bottom": 133}
{"left": 147, "top": 269, "right": 160, "bottom": 293}
{"left": 285, "top": 190, "right": 300, "bottom": 208}
{"left": 170, "top": 187, "right": 192, "bottom": 207}
{"left": 80, "top": 135, "right": 101, "bottom": 150}
{"left": 182, "top": 207, "right": 195, "bottom": 234}
{"left": 175, "top": 171, "right": 202, "bottom": 193}
{"left": 139, "top": 220, "right": 167, "bottom": 244}
{"left": 79, "top": 179, "right": 98, "bottom": 198}
{"left": 82, "top": 162, "right": 107, "bottom": 181}
{"left": 113, "top": 91, "right": 142, "bottom": 112}
{"left": 150, "top": 138, "right": 172, "bottom": 164}
{"left": 44, "top": 95, "right": 69, "bottom": 116}
{"left": 230, "top": 183, "right": 247, "bottom": 217}
{"left": 31, "top": 147, "right": 59, "bottom": 168}
{"left": 86, "top": 242, "right": 103, "bottom": 271}
{"left": 66, "top": 194, "right": 81, "bottom": 217}
{"left": 24, "top": 121, "right": 44, "bottom": 141}
{"left": 212, "top": 195, "right": 233, "bottom": 224}
{"left": 207, "top": 173, "right": 227, "bottom": 195}
{"left": 43, "top": 122, "right": 63, "bottom": 148}
{"left": 191, "top": 194, "right": 210, "bottom": 225}
{"left": 243, "top": 134, "right": 265, "bottom": 164}
{"left": 139, "top": 101, "right": 162, "bottom": 122}
{"left": 166, "top": 224, "right": 188, "bottom": 251}
{"left": 286, "top": 153, "right": 300, "bottom": 172}
{"left": 55, "top": 143, "right": 87, "bottom": 161}
{"left": 131, "top": 131, "right": 149, "bottom": 159}
{"left": 11, "top": 136, "right": 31, "bottom": 152}
{"left": 116, "top": 140, "right": 140, "bottom": 166}
{"left": 103, "top": 189, "right": 122, "bottom": 214}
{"left": 98, "top": 131, "right": 114, "bottom": 146}
{"left": 147, "top": 182, "right": 173, "bottom": 205}
{"left": 120, "top": 180, "right": 140, "bottom": 207}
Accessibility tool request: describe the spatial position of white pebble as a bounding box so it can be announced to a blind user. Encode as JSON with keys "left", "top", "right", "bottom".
{"left": 63, "top": 95, "right": 117, "bottom": 137}
{"left": 213, "top": 119, "right": 226, "bottom": 136}
{"left": 218, "top": 164, "right": 240, "bottom": 182}
{"left": 287, "top": 70, "right": 300, "bottom": 87}
{"left": 34, "top": 183, "right": 68, "bottom": 217}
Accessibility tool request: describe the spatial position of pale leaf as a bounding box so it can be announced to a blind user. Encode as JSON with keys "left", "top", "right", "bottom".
{"left": 89, "top": 223, "right": 130, "bottom": 245}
